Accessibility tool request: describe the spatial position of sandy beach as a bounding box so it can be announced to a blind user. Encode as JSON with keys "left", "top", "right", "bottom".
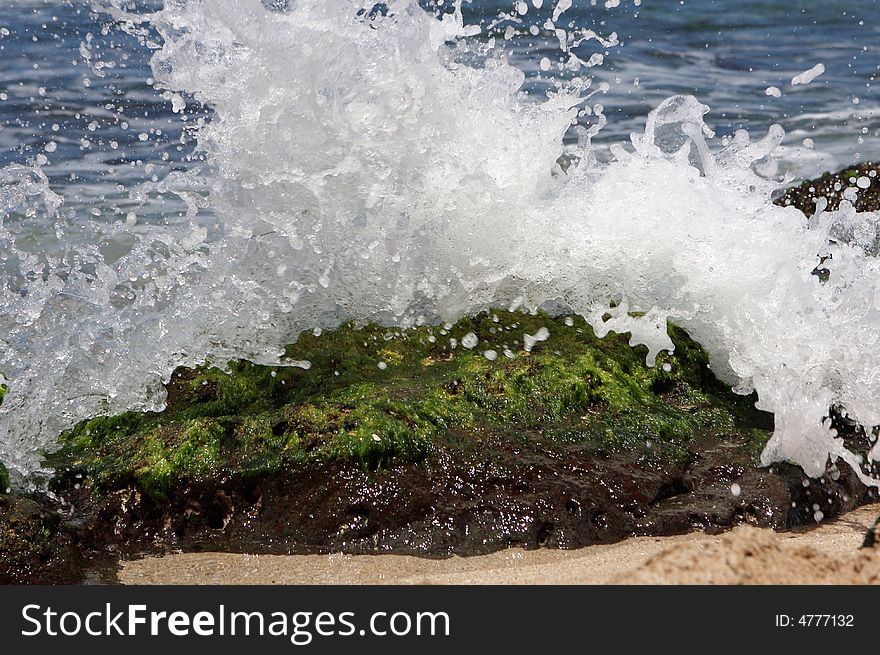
{"left": 117, "top": 502, "right": 880, "bottom": 585}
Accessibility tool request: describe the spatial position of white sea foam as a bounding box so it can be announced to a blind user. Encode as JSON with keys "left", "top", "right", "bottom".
{"left": 1, "top": 0, "right": 879, "bottom": 489}
{"left": 791, "top": 63, "right": 826, "bottom": 86}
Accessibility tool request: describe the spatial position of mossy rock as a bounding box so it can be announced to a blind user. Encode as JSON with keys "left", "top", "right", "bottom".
{"left": 47, "top": 311, "right": 771, "bottom": 504}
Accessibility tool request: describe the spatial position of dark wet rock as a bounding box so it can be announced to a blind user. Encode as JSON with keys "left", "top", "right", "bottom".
{"left": 68, "top": 429, "right": 873, "bottom": 561}
{"left": 0, "top": 495, "right": 83, "bottom": 584}
{"left": 863, "top": 517, "right": 880, "bottom": 548}
{"left": 0, "top": 461, "right": 8, "bottom": 495}
{"left": 6, "top": 427, "right": 875, "bottom": 583}
{"left": 776, "top": 162, "right": 879, "bottom": 216}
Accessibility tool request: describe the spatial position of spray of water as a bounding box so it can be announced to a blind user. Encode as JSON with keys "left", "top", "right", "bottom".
{"left": 1, "top": 0, "right": 879, "bottom": 487}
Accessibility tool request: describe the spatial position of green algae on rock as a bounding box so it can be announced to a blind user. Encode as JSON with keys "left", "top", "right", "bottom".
{"left": 49, "top": 311, "right": 769, "bottom": 503}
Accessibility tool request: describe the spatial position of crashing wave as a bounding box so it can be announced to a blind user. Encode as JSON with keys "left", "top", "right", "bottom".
{"left": 1, "top": 0, "right": 878, "bottom": 488}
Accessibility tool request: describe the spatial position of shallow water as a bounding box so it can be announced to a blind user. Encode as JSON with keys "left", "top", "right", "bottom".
{"left": 1, "top": 0, "right": 879, "bottom": 487}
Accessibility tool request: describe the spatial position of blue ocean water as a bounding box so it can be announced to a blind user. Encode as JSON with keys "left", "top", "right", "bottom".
{"left": 0, "top": 0, "right": 877, "bottom": 221}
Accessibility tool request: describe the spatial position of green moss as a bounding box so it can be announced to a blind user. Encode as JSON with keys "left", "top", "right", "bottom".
{"left": 49, "top": 311, "right": 772, "bottom": 501}
{"left": 314, "top": 401, "right": 436, "bottom": 470}
{"left": 132, "top": 419, "right": 225, "bottom": 500}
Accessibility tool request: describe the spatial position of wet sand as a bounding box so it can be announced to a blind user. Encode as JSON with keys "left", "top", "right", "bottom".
{"left": 118, "top": 503, "right": 880, "bottom": 585}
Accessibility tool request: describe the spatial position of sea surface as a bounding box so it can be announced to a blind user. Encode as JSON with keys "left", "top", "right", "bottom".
{"left": 0, "top": 0, "right": 877, "bottom": 224}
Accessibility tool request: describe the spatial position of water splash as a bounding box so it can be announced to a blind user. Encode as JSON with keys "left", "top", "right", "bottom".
{"left": 1, "top": 0, "right": 879, "bottom": 488}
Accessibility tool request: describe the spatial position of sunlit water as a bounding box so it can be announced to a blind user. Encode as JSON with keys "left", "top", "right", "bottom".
{"left": 1, "top": 0, "right": 879, "bottom": 489}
